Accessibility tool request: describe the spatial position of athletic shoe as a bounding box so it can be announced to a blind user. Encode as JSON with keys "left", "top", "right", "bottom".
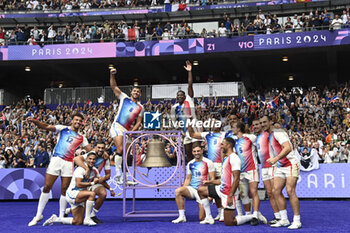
{"left": 250, "top": 217, "right": 259, "bottom": 226}
{"left": 28, "top": 215, "right": 43, "bottom": 226}
{"left": 200, "top": 217, "right": 215, "bottom": 225}
{"left": 126, "top": 180, "right": 138, "bottom": 186}
{"left": 64, "top": 208, "right": 71, "bottom": 217}
{"left": 172, "top": 216, "right": 186, "bottom": 223}
{"left": 288, "top": 221, "right": 302, "bottom": 229}
{"left": 258, "top": 212, "right": 268, "bottom": 224}
{"left": 219, "top": 215, "right": 224, "bottom": 222}
{"left": 271, "top": 219, "right": 290, "bottom": 227}
{"left": 42, "top": 214, "right": 57, "bottom": 226}
{"left": 83, "top": 218, "right": 97, "bottom": 226}
{"left": 91, "top": 216, "right": 102, "bottom": 224}
{"left": 214, "top": 213, "right": 221, "bottom": 221}
{"left": 116, "top": 176, "right": 123, "bottom": 185}
{"left": 269, "top": 218, "right": 280, "bottom": 225}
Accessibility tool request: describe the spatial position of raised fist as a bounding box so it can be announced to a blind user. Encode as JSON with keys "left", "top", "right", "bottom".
{"left": 110, "top": 68, "right": 117, "bottom": 75}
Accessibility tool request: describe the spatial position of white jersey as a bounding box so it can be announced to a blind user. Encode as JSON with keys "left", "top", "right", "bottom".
{"left": 112, "top": 92, "right": 144, "bottom": 131}
{"left": 67, "top": 166, "right": 100, "bottom": 192}
{"left": 171, "top": 95, "right": 199, "bottom": 133}
{"left": 234, "top": 134, "right": 258, "bottom": 172}
{"left": 52, "top": 125, "right": 89, "bottom": 162}
{"left": 187, "top": 157, "right": 215, "bottom": 190}
{"left": 268, "top": 128, "right": 299, "bottom": 167}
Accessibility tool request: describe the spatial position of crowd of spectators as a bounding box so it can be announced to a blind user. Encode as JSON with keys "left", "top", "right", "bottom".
{"left": 218, "top": 9, "right": 350, "bottom": 36}
{"left": 0, "top": 0, "right": 228, "bottom": 11}
{"left": 0, "top": 82, "right": 349, "bottom": 169}
{"left": 0, "top": 0, "right": 192, "bottom": 11}
{"left": 1, "top": 8, "right": 350, "bottom": 46}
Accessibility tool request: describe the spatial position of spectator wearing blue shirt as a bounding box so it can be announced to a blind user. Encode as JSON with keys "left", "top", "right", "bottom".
{"left": 56, "top": 31, "right": 65, "bottom": 43}
{"left": 164, "top": 22, "right": 172, "bottom": 32}
{"left": 225, "top": 17, "right": 232, "bottom": 31}
{"left": 15, "top": 28, "right": 26, "bottom": 44}
{"left": 34, "top": 145, "right": 49, "bottom": 168}
{"left": 156, "top": 24, "right": 163, "bottom": 37}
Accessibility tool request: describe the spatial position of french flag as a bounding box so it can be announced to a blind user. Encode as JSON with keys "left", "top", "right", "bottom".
{"left": 268, "top": 96, "right": 279, "bottom": 109}
{"left": 242, "top": 97, "right": 248, "bottom": 104}
{"left": 329, "top": 95, "right": 339, "bottom": 102}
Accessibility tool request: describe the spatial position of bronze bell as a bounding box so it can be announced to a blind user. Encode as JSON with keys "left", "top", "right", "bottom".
{"left": 141, "top": 138, "right": 172, "bottom": 167}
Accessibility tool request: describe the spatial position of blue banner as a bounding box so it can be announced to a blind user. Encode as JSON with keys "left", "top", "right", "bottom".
{"left": 285, "top": 163, "right": 350, "bottom": 198}
{"left": 0, "top": 164, "right": 349, "bottom": 200}
{"left": 0, "top": 166, "right": 181, "bottom": 200}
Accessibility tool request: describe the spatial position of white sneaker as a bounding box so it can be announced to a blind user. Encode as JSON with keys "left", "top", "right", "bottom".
{"left": 172, "top": 216, "right": 186, "bottom": 223}
{"left": 126, "top": 180, "right": 138, "bottom": 186}
{"left": 200, "top": 217, "right": 215, "bottom": 225}
{"left": 42, "top": 214, "right": 57, "bottom": 226}
{"left": 258, "top": 212, "right": 268, "bottom": 224}
{"left": 84, "top": 218, "right": 97, "bottom": 226}
{"left": 214, "top": 213, "right": 221, "bottom": 221}
{"left": 219, "top": 215, "right": 224, "bottom": 222}
{"left": 28, "top": 215, "right": 43, "bottom": 226}
{"left": 116, "top": 176, "right": 123, "bottom": 185}
{"left": 288, "top": 221, "right": 302, "bottom": 229}
{"left": 271, "top": 219, "right": 290, "bottom": 227}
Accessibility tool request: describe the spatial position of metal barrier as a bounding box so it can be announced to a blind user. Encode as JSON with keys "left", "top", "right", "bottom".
{"left": 75, "top": 87, "right": 104, "bottom": 103}
{"left": 44, "top": 82, "right": 245, "bottom": 104}
{"left": 44, "top": 88, "right": 74, "bottom": 105}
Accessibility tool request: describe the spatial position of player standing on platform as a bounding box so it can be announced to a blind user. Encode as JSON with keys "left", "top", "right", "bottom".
{"left": 232, "top": 121, "right": 267, "bottom": 225}
{"left": 28, "top": 113, "right": 92, "bottom": 226}
{"left": 188, "top": 119, "right": 225, "bottom": 221}
{"left": 171, "top": 143, "right": 215, "bottom": 223}
{"left": 261, "top": 115, "right": 302, "bottom": 229}
{"left": 109, "top": 68, "right": 144, "bottom": 185}
{"left": 198, "top": 137, "right": 254, "bottom": 226}
{"left": 171, "top": 60, "right": 201, "bottom": 163}
{"left": 71, "top": 140, "right": 114, "bottom": 223}
{"left": 252, "top": 119, "right": 280, "bottom": 224}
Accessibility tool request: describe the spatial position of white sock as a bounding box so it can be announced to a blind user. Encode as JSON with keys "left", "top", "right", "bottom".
{"left": 60, "top": 217, "right": 73, "bottom": 225}
{"left": 179, "top": 209, "right": 185, "bottom": 218}
{"left": 91, "top": 208, "right": 99, "bottom": 218}
{"left": 236, "top": 214, "right": 253, "bottom": 225}
{"left": 246, "top": 211, "right": 251, "bottom": 215}
{"left": 201, "top": 199, "right": 212, "bottom": 219}
{"left": 293, "top": 215, "right": 301, "bottom": 223}
{"left": 280, "top": 209, "right": 288, "bottom": 221}
{"left": 220, "top": 208, "right": 224, "bottom": 216}
{"left": 35, "top": 192, "right": 50, "bottom": 219}
{"left": 59, "top": 195, "right": 67, "bottom": 219}
{"left": 253, "top": 211, "right": 258, "bottom": 218}
{"left": 115, "top": 155, "right": 123, "bottom": 177}
{"left": 85, "top": 200, "right": 94, "bottom": 219}
{"left": 274, "top": 212, "right": 281, "bottom": 219}
{"left": 236, "top": 200, "right": 243, "bottom": 215}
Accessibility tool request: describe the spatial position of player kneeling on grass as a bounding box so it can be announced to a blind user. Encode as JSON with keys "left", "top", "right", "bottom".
{"left": 43, "top": 152, "right": 115, "bottom": 226}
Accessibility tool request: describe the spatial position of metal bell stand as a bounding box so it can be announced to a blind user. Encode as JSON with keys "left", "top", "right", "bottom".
{"left": 122, "top": 130, "right": 185, "bottom": 218}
